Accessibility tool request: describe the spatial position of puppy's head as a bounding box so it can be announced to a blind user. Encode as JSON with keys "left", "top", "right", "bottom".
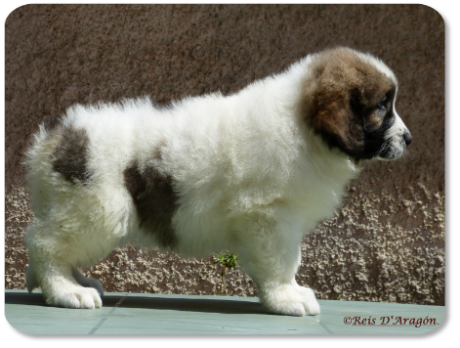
{"left": 305, "top": 47, "right": 411, "bottom": 161}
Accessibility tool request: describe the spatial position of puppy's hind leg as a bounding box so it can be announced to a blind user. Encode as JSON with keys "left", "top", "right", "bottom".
{"left": 25, "top": 221, "right": 103, "bottom": 309}
{"left": 73, "top": 268, "right": 104, "bottom": 296}
{"left": 39, "top": 263, "right": 102, "bottom": 309}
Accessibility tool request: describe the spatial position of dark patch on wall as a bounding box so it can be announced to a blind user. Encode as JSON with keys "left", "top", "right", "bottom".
{"left": 52, "top": 127, "right": 92, "bottom": 184}
{"left": 123, "top": 163, "right": 178, "bottom": 249}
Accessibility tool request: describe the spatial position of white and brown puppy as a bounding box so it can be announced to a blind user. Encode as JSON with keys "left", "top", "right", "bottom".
{"left": 24, "top": 47, "right": 411, "bottom": 316}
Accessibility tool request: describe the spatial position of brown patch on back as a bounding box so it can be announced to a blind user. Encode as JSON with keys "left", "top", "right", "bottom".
{"left": 305, "top": 47, "right": 394, "bottom": 158}
{"left": 51, "top": 126, "right": 92, "bottom": 184}
{"left": 123, "top": 162, "right": 178, "bottom": 249}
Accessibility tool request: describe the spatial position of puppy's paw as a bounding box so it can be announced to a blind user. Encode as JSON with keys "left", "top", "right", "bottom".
{"left": 296, "top": 286, "right": 320, "bottom": 316}
{"left": 268, "top": 300, "right": 307, "bottom": 317}
{"left": 45, "top": 285, "right": 102, "bottom": 309}
{"left": 263, "top": 285, "right": 320, "bottom": 317}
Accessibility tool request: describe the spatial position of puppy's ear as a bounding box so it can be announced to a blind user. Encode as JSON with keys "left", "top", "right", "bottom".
{"left": 310, "top": 89, "right": 365, "bottom": 159}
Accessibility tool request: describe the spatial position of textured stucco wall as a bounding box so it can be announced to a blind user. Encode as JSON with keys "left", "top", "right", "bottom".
{"left": 5, "top": 4, "right": 445, "bottom": 305}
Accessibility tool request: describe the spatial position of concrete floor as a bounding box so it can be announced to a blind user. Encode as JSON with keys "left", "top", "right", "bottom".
{"left": 5, "top": 290, "right": 444, "bottom": 335}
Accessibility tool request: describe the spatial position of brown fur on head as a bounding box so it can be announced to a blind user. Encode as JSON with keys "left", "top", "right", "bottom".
{"left": 304, "top": 47, "right": 397, "bottom": 160}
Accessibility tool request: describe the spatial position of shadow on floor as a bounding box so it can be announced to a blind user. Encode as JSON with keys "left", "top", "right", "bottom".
{"left": 5, "top": 291, "right": 267, "bottom": 315}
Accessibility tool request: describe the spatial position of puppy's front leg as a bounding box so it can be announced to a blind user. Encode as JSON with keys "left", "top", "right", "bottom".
{"left": 236, "top": 221, "right": 320, "bottom": 317}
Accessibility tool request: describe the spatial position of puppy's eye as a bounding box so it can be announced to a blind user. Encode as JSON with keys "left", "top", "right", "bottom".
{"left": 377, "top": 96, "right": 387, "bottom": 111}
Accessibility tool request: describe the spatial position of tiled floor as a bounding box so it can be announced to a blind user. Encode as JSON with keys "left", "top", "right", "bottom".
{"left": 5, "top": 290, "right": 445, "bottom": 335}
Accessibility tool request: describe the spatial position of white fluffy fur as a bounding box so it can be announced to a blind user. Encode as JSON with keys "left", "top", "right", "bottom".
{"left": 25, "top": 48, "right": 409, "bottom": 316}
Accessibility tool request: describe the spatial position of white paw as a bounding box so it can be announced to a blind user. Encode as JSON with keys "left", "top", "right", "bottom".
{"left": 296, "top": 286, "right": 321, "bottom": 316}
{"left": 269, "top": 300, "right": 307, "bottom": 317}
{"left": 262, "top": 285, "right": 320, "bottom": 317}
{"left": 45, "top": 285, "right": 102, "bottom": 309}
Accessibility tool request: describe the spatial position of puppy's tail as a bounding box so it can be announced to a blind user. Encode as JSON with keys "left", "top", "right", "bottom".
{"left": 26, "top": 265, "right": 39, "bottom": 293}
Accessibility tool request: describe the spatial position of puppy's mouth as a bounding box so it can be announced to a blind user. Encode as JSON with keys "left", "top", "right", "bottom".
{"left": 376, "top": 139, "right": 409, "bottom": 161}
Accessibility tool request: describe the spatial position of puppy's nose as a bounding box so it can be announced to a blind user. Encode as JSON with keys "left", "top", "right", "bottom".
{"left": 403, "top": 131, "right": 412, "bottom": 146}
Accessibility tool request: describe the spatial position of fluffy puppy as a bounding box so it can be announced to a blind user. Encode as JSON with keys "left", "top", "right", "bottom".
{"left": 24, "top": 47, "right": 411, "bottom": 316}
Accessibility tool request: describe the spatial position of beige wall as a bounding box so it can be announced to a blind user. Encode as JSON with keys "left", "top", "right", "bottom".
{"left": 5, "top": 4, "right": 444, "bottom": 305}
